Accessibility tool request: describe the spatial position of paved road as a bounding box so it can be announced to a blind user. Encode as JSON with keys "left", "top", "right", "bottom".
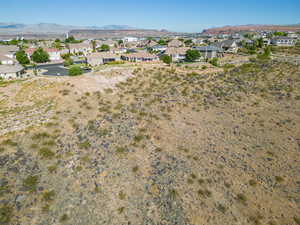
{"left": 30, "top": 60, "right": 90, "bottom": 76}
{"left": 42, "top": 65, "right": 69, "bottom": 76}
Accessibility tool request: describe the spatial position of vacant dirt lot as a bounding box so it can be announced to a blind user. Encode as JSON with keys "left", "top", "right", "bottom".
{"left": 0, "top": 60, "right": 299, "bottom": 225}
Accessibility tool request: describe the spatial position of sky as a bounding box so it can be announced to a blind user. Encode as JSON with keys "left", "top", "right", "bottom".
{"left": 1, "top": 0, "right": 300, "bottom": 32}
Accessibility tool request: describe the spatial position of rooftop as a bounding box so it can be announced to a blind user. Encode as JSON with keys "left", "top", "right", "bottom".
{"left": 0, "top": 64, "right": 24, "bottom": 73}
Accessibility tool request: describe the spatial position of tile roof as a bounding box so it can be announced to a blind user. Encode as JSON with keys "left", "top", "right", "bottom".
{"left": 0, "top": 64, "right": 24, "bottom": 73}
{"left": 87, "top": 52, "right": 119, "bottom": 59}
{"left": 165, "top": 47, "right": 190, "bottom": 55}
{"left": 122, "top": 52, "right": 157, "bottom": 58}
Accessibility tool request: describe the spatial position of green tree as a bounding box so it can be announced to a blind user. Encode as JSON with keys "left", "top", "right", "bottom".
{"left": 273, "top": 31, "right": 287, "bottom": 36}
{"left": 209, "top": 58, "right": 219, "bottom": 67}
{"left": 186, "top": 49, "right": 201, "bottom": 62}
{"left": 8, "top": 39, "right": 19, "bottom": 45}
{"left": 184, "top": 39, "right": 193, "bottom": 46}
{"left": 158, "top": 39, "right": 167, "bottom": 45}
{"left": 53, "top": 39, "right": 62, "bottom": 49}
{"left": 91, "top": 40, "right": 97, "bottom": 52}
{"left": 244, "top": 33, "right": 254, "bottom": 39}
{"left": 16, "top": 50, "right": 30, "bottom": 65}
{"left": 65, "top": 36, "right": 81, "bottom": 43}
{"left": 100, "top": 44, "right": 110, "bottom": 51}
{"left": 118, "top": 40, "right": 123, "bottom": 46}
{"left": 160, "top": 55, "right": 172, "bottom": 65}
{"left": 65, "top": 36, "right": 75, "bottom": 43}
{"left": 257, "top": 38, "right": 264, "bottom": 48}
{"left": 69, "top": 65, "right": 83, "bottom": 76}
{"left": 31, "top": 48, "right": 49, "bottom": 63}
{"left": 64, "top": 58, "right": 74, "bottom": 67}
{"left": 257, "top": 46, "right": 271, "bottom": 61}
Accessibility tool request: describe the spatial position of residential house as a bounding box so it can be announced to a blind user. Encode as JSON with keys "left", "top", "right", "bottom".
{"left": 121, "top": 52, "right": 159, "bottom": 62}
{"left": 0, "top": 45, "right": 18, "bottom": 59}
{"left": 137, "top": 40, "right": 157, "bottom": 48}
{"left": 164, "top": 47, "right": 189, "bottom": 62}
{"left": 87, "top": 52, "right": 120, "bottom": 66}
{"left": 97, "top": 40, "right": 116, "bottom": 48}
{"left": 168, "top": 39, "right": 184, "bottom": 48}
{"left": 263, "top": 38, "right": 271, "bottom": 45}
{"left": 231, "top": 33, "right": 242, "bottom": 39}
{"left": 271, "top": 36, "right": 296, "bottom": 46}
{"left": 192, "top": 38, "right": 205, "bottom": 45}
{"left": 68, "top": 43, "right": 93, "bottom": 56}
{"left": 217, "top": 34, "right": 230, "bottom": 39}
{"left": 123, "top": 37, "right": 138, "bottom": 43}
{"left": 193, "top": 46, "right": 223, "bottom": 59}
{"left": 213, "top": 40, "right": 239, "bottom": 53}
{"left": 26, "top": 48, "right": 61, "bottom": 61}
{"left": 109, "top": 47, "right": 127, "bottom": 54}
{"left": 287, "top": 32, "right": 298, "bottom": 38}
{"left": 151, "top": 45, "right": 167, "bottom": 52}
{"left": 0, "top": 64, "right": 24, "bottom": 79}
{"left": 0, "top": 54, "right": 14, "bottom": 65}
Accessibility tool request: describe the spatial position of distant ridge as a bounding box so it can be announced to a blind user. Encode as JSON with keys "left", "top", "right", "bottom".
{"left": 0, "top": 22, "right": 137, "bottom": 34}
{"left": 202, "top": 24, "right": 300, "bottom": 34}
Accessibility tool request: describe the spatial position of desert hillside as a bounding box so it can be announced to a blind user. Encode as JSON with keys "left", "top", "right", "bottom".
{"left": 202, "top": 24, "right": 300, "bottom": 34}
{"left": 0, "top": 60, "right": 300, "bottom": 225}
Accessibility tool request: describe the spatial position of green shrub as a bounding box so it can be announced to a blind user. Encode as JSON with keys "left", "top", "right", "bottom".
{"left": 160, "top": 55, "right": 172, "bottom": 65}
{"left": 0, "top": 205, "right": 12, "bottom": 225}
{"left": 59, "top": 214, "right": 69, "bottom": 222}
{"left": 209, "top": 58, "right": 219, "bottom": 67}
{"left": 42, "top": 190, "right": 55, "bottom": 201}
{"left": 237, "top": 193, "right": 247, "bottom": 204}
{"left": 64, "top": 58, "right": 74, "bottom": 67}
{"left": 1, "top": 139, "right": 17, "bottom": 146}
{"left": 78, "top": 141, "right": 91, "bottom": 149}
{"left": 69, "top": 65, "right": 83, "bottom": 76}
{"left": 23, "top": 175, "right": 39, "bottom": 192}
{"left": 39, "top": 148, "right": 55, "bottom": 159}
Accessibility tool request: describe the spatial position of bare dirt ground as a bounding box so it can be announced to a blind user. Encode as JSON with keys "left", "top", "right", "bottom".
{"left": 0, "top": 59, "right": 299, "bottom": 225}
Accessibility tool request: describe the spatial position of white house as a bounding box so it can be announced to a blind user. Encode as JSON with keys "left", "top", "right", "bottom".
{"left": 287, "top": 32, "right": 298, "bottom": 38}
{"left": 68, "top": 43, "right": 93, "bottom": 56}
{"left": 214, "top": 40, "right": 239, "bottom": 53}
{"left": 194, "top": 46, "right": 223, "bottom": 59}
{"left": 165, "top": 47, "right": 189, "bottom": 62}
{"left": 167, "top": 39, "right": 184, "bottom": 48}
{"left": 0, "top": 64, "right": 24, "bottom": 79}
{"left": 121, "top": 52, "right": 159, "bottom": 62}
{"left": 45, "top": 48, "right": 61, "bottom": 61}
{"left": 151, "top": 45, "right": 167, "bottom": 52}
{"left": 26, "top": 48, "right": 62, "bottom": 61}
{"left": 0, "top": 45, "right": 18, "bottom": 59}
{"left": 192, "top": 39, "right": 205, "bottom": 45}
{"left": 0, "top": 54, "right": 14, "bottom": 65}
{"left": 271, "top": 36, "right": 296, "bottom": 46}
{"left": 110, "top": 47, "right": 127, "bottom": 54}
{"left": 123, "top": 37, "right": 138, "bottom": 43}
{"left": 87, "top": 52, "right": 121, "bottom": 66}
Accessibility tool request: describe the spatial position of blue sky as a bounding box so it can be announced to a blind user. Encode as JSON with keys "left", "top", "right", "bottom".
{"left": 1, "top": 0, "right": 300, "bottom": 32}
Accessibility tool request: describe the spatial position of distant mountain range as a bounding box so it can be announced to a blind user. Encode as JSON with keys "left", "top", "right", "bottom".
{"left": 0, "top": 22, "right": 137, "bottom": 34}
{"left": 202, "top": 24, "right": 300, "bottom": 34}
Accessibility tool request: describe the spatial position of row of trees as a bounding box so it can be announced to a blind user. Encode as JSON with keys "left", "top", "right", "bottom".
{"left": 16, "top": 47, "right": 50, "bottom": 65}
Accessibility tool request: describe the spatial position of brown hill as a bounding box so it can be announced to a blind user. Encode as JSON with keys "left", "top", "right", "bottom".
{"left": 203, "top": 24, "right": 300, "bottom": 34}
{"left": 69, "top": 29, "right": 178, "bottom": 39}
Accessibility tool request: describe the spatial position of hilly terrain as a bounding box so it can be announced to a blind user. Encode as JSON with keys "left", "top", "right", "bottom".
{"left": 0, "top": 22, "right": 136, "bottom": 34}
{"left": 202, "top": 24, "right": 300, "bottom": 34}
{"left": 0, "top": 59, "right": 300, "bottom": 225}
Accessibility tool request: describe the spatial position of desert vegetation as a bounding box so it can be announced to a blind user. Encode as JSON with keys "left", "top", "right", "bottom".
{"left": 0, "top": 59, "right": 299, "bottom": 224}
